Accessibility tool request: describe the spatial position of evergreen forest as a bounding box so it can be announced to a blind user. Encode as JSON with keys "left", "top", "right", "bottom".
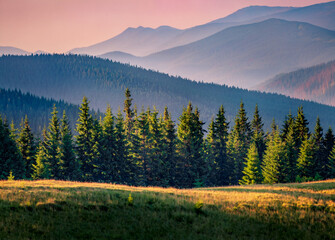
{"left": 1, "top": 89, "right": 335, "bottom": 188}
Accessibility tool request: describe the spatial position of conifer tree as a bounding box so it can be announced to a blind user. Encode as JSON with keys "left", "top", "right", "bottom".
{"left": 205, "top": 105, "right": 229, "bottom": 186}
{"left": 281, "top": 112, "right": 294, "bottom": 141}
{"left": 328, "top": 145, "right": 335, "bottom": 178}
{"left": 18, "top": 115, "right": 36, "bottom": 178}
{"left": 262, "top": 126, "right": 286, "bottom": 183}
{"left": 76, "top": 97, "right": 95, "bottom": 181}
{"left": 239, "top": 142, "right": 262, "bottom": 185}
{"left": 297, "top": 135, "right": 316, "bottom": 178}
{"left": 32, "top": 142, "right": 49, "bottom": 180}
{"left": 58, "top": 111, "right": 79, "bottom": 180}
{"left": 312, "top": 117, "right": 325, "bottom": 177}
{"left": 123, "top": 88, "right": 134, "bottom": 140}
{"left": 283, "top": 122, "right": 298, "bottom": 182}
{"left": 100, "top": 105, "right": 116, "bottom": 182}
{"left": 161, "top": 106, "right": 177, "bottom": 186}
{"left": 295, "top": 106, "right": 309, "bottom": 149}
{"left": 0, "top": 115, "right": 25, "bottom": 179}
{"left": 176, "top": 102, "right": 206, "bottom": 188}
{"left": 251, "top": 104, "right": 266, "bottom": 161}
{"left": 148, "top": 107, "right": 164, "bottom": 186}
{"left": 45, "top": 105, "right": 61, "bottom": 179}
{"left": 323, "top": 127, "right": 335, "bottom": 178}
{"left": 227, "top": 101, "right": 252, "bottom": 185}
{"left": 114, "top": 109, "right": 130, "bottom": 184}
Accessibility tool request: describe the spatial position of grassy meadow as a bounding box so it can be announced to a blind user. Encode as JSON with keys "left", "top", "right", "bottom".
{"left": 0, "top": 180, "right": 334, "bottom": 239}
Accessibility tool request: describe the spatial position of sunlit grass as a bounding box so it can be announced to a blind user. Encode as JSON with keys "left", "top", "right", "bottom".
{"left": 0, "top": 179, "right": 334, "bottom": 239}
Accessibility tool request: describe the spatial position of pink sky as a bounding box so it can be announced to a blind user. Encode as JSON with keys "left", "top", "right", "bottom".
{"left": 0, "top": 0, "right": 332, "bottom": 53}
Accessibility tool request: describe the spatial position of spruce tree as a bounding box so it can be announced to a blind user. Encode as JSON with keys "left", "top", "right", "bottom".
{"left": 18, "top": 116, "right": 36, "bottom": 178}
{"left": 328, "top": 145, "right": 335, "bottom": 178}
{"left": 297, "top": 135, "right": 316, "bottom": 179}
{"left": 161, "top": 106, "right": 177, "bottom": 186}
{"left": 58, "top": 111, "right": 79, "bottom": 180}
{"left": 114, "top": 109, "right": 130, "bottom": 184}
{"left": 312, "top": 117, "right": 325, "bottom": 177}
{"left": 240, "top": 142, "right": 262, "bottom": 185}
{"left": 176, "top": 102, "right": 206, "bottom": 188}
{"left": 323, "top": 127, "right": 335, "bottom": 178}
{"left": 76, "top": 97, "right": 95, "bottom": 181}
{"left": 262, "top": 126, "right": 286, "bottom": 183}
{"left": 295, "top": 106, "right": 309, "bottom": 149}
{"left": 45, "top": 105, "right": 61, "bottom": 179}
{"left": 251, "top": 104, "right": 266, "bottom": 161}
{"left": 227, "top": 101, "right": 252, "bottom": 185}
{"left": 32, "top": 142, "right": 49, "bottom": 180}
{"left": 0, "top": 115, "right": 25, "bottom": 179}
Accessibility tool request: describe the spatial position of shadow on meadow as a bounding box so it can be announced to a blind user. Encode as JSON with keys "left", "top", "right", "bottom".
{"left": 0, "top": 185, "right": 331, "bottom": 240}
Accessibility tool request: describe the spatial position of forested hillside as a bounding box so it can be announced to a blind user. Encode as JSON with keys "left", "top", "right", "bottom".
{"left": 258, "top": 60, "right": 335, "bottom": 106}
{"left": 0, "top": 88, "right": 85, "bottom": 134}
{"left": 1, "top": 89, "right": 335, "bottom": 188}
{"left": 2, "top": 54, "right": 335, "bottom": 129}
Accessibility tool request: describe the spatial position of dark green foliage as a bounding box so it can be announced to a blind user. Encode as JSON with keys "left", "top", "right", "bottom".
{"left": 297, "top": 136, "right": 316, "bottom": 178}
{"left": 17, "top": 116, "right": 36, "bottom": 178}
{"left": 0, "top": 116, "right": 25, "bottom": 179}
{"left": 251, "top": 105, "right": 266, "bottom": 161}
{"left": 227, "top": 102, "right": 252, "bottom": 185}
{"left": 1, "top": 88, "right": 335, "bottom": 186}
{"left": 0, "top": 88, "right": 81, "bottom": 135}
{"left": 76, "top": 97, "right": 95, "bottom": 181}
{"left": 206, "top": 106, "right": 230, "bottom": 186}
{"left": 176, "top": 102, "right": 206, "bottom": 188}
{"left": 262, "top": 127, "right": 286, "bottom": 184}
{"left": 58, "top": 111, "right": 79, "bottom": 180}
{"left": 45, "top": 106, "right": 61, "bottom": 179}
{"left": 240, "top": 142, "right": 262, "bottom": 185}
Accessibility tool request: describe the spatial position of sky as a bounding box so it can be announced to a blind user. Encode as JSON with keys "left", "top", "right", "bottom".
{"left": 0, "top": 0, "right": 332, "bottom": 53}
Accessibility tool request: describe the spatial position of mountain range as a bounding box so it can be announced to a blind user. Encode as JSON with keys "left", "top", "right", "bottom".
{"left": 1, "top": 54, "right": 335, "bottom": 131}
{"left": 258, "top": 60, "right": 335, "bottom": 106}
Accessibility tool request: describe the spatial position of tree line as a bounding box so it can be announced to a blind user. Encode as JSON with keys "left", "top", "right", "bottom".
{"left": 1, "top": 89, "right": 335, "bottom": 187}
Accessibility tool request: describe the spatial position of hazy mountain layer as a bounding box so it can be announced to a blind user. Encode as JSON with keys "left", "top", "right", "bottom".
{"left": 257, "top": 60, "right": 335, "bottom": 106}
{"left": 1, "top": 54, "right": 335, "bottom": 130}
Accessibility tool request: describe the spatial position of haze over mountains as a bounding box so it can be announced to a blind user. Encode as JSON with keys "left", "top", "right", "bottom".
{"left": 1, "top": 1, "right": 335, "bottom": 112}
{"left": 258, "top": 60, "right": 335, "bottom": 106}
{"left": 1, "top": 54, "right": 335, "bottom": 131}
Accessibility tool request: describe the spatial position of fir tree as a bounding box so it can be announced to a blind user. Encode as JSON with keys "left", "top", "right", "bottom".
{"left": 176, "top": 102, "right": 206, "bottom": 188}
{"left": 18, "top": 115, "right": 36, "bottom": 178}
{"left": 32, "top": 142, "right": 49, "bottom": 180}
{"left": 114, "top": 109, "right": 131, "bottom": 184}
{"left": 0, "top": 115, "right": 25, "bottom": 179}
{"left": 58, "top": 111, "right": 79, "bottom": 180}
{"left": 295, "top": 106, "right": 309, "bottom": 149}
{"left": 297, "top": 135, "right": 316, "bottom": 178}
{"left": 76, "top": 97, "right": 95, "bottom": 181}
{"left": 227, "top": 101, "right": 252, "bottom": 185}
{"left": 45, "top": 105, "right": 61, "bottom": 179}
{"left": 239, "top": 142, "right": 262, "bottom": 185}
{"left": 323, "top": 127, "right": 335, "bottom": 178}
{"left": 251, "top": 104, "right": 266, "bottom": 161}
{"left": 328, "top": 145, "right": 335, "bottom": 178}
{"left": 312, "top": 117, "right": 325, "bottom": 177}
{"left": 161, "top": 106, "right": 177, "bottom": 186}
{"left": 262, "top": 126, "right": 286, "bottom": 183}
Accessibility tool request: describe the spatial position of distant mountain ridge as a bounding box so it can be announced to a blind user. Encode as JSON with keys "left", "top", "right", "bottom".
{"left": 0, "top": 46, "right": 30, "bottom": 56}
{"left": 101, "top": 19, "right": 335, "bottom": 88}
{"left": 257, "top": 60, "right": 335, "bottom": 106}
{"left": 2, "top": 54, "right": 335, "bottom": 130}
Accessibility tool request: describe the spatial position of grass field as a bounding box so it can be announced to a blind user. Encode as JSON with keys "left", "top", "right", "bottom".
{"left": 0, "top": 180, "right": 334, "bottom": 240}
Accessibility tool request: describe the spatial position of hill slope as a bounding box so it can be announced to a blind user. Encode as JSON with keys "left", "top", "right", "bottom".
{"left": 0, "top": 179, "right": 334, "bottom": 239}
{"left": 0, "top": 88, "right": 83, "bottom": 134}
{"left": 257, "top": 60, "right": 335, "bottom": 106}
{"left": 2, "top": 54, "right": 335, "bottom": 129}
{"left": 0, "top": 46, "right": 30, "bottom": 56}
